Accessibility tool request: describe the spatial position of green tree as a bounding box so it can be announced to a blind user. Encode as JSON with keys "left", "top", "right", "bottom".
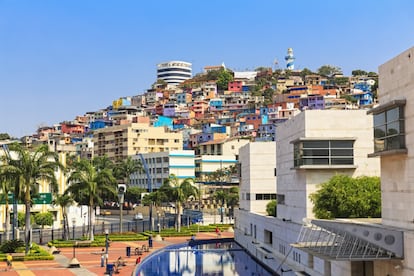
{"left": 263, "top": 88, "right": 275, "bottom": 105}
{"left": 17, "top": 212, "right": 34, "bottom": 228}
{"left": 333, "top": 77, "right": 349, "bottom": 86}
{"left": 163, "top": 175, "right": 198, "bottom": 232}
{"left": 125, "top": 186, "right": 146, "bottom": 204}
{"left": 226, "top": 186, "right": 239, "bottom": 219}
{"left": 0, "top": 164, "right": 14, "bottom": 241}
{"left": 2, "top": 143, "right": 61, "bottom": 253}
{"left": 92, "top": 155, "right": 114, "bottom": 172}
{"left": 299, "top": 68, "right": 314, "bottom": 79}
{"left": 52, "top": 194, "right": 74, "bottom": 240}
{"left": 216, "top": 69, "right": 234, "bottom": 91}
{"left": 34, "top": 212, "right": 54, "bottom": 244}
{"left": 310, "top": 175, "right": 381, "bottom": 219}
{"left": 351, "top": 69, "right": 368, "bottom": 76}
{"left": 65, "top": 158, "right": 117, "bottom": 240}
{"left": 114, "top": 156, "right": 143, "bottom": 187}
{"left": 34, "top": 212, "right": 54, "bottom": 228}
{"left": 317, "top": 65, "right": 342, "bottom": 78}
{"left": 0, "top": 133, "right": 11, "bottom": 140}
{"left": 266, "top": 200, "right": 277, "bottom": 217}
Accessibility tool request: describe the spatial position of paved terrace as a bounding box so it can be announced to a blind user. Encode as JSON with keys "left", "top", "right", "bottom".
{"left": 0, "top": 230, "right": 234, "bottom": 276}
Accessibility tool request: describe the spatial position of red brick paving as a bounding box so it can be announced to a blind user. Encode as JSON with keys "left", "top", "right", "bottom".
{"left": 0, "top": 230, "right": 233, "bottom": 276}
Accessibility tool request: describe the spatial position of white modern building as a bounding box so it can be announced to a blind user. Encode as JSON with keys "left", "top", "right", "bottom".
{"left": 131, "top": 150, "right": 195, "bottom": 190}
{"left": 238, "top": 142, "right": 276, "bottom": 213}
{"left": 235, "top": 109, "right": 384, "bottom": 275}
{"left": 156, "top": 61, "right": 192, "bottom": 86}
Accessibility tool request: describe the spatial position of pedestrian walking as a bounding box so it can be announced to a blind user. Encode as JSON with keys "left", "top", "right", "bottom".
{"left": 6, "top": 253, "right": 12, "bottom": 271}
{"left": 215, "top": 226, "right": 221, "bottom": 238}
{"left": 100, "top": 248, "right": 105, "bottom": 267}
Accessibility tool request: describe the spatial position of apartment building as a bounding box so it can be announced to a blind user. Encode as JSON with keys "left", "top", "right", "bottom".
{"left": 93, "top": 123, "right": 183, "bottom": 163}
{"left": 131, "top": 150, "right": 195, "bottom": 190}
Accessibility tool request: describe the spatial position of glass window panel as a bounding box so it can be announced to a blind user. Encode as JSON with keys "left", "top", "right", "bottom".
{"left": 387, "top": 121, "right": 400, "bottom": 136}
{"left": 374, "top": 125, "right": 386, "bottom": 138}
{"left": 386, "top": 107, "right": 400, "bottom": 123}
{"left": 374, "top": 112, "right": 386, "bottom": 126}
{"left": 331, "top": 149, "right": 353, "bottom": 156}
{"left": 386, "top": 135, "right": 402, "bottom": 150}
{"left": 374, "top": 138, "right": 385, "bottom": 152}
{"left": 303, "top": 141, "right": 329, "bottom": 148}
{"left": 331, "top": 158, "right": 354, "bottom": 165}
{"left": 303, "top": 149, "right": 329, "bottom": 156}
{"left": 330, "top": 140, "right": 353, "bottom": 148}
{"left": 303, "top": 158, "right": 329, "bottom": 165}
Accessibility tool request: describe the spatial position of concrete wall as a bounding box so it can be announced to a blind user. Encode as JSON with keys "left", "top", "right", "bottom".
{"left": 276, "top": 109, "right": 380, "bottom": 224}
{"left": 238, "top": 142, "right": 276, "bottom": 213}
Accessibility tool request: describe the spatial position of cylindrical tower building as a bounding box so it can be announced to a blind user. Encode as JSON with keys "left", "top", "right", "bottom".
{"left": 156, "top": 61, "right": 192, "bottom": 86}
{"left": 284, "top": 48, "right": 295, "bottom": 70}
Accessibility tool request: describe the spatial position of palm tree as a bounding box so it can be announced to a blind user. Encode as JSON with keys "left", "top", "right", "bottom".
{"left": 0, "top": 168, "right": 13, "bottom": 241}
{"left": 52, "top": 194, "right": 74, "bottom": 240}
{"left": 3, "top": 143, "right": 61, "bottom": 253}
{"left": 65, "top": 158, "right": 117, "bottom": 241}
{"left": 114, "top": 156, "right": 143, "bottom": 186}
{"left": 163, "top": 175, "right": 198, "bottom": 232}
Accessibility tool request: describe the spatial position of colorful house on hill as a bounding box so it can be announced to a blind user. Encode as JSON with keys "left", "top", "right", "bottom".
{"left": 153, "top": 115, "right": 174, "bottom": 129}
{"left": 89, "top": 120, "right": 112, "bottom": 131}
{"left": 228, "top": 80, "right": 243, "bottom": 92}
{"left": 60, "top": 121, "right": 86, "bottom": 134}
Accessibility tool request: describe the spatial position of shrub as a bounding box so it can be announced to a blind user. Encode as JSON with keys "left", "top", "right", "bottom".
{"left": 0, "top": 239, "right": 25, "bottom": 253}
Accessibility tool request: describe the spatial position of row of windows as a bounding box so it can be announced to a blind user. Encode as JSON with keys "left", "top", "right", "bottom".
{"left": 157, "top": 68, "right": 192, "bottom": 74}
{"left": 294, "top": 140, "right": 354, "bottom": 167}
{"left": 157, "top": 73, "right": 192, "bottom": 78}
{"left": 255, "top": 194, "right": 277, "bottom": 200}
{"left": 242, "top": 193, "right": 276, "bottom": 201}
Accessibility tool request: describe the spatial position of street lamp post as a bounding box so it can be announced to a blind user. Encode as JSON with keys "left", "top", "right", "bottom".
{"left": 118, "top": 184, "right": 126, "bottom": 233}
{"left": 157, "top": 211, "right": 160, "bottom": 234}
{"left": 220, "top": 160, "right": 224, "bottom": 224}
{"left": 105, "top": 229, "right": 109, "bottom": 267}
{"left": 72, "top": 218, "right": 76, "bottom": 240}
{"left": 68, "top": 217, "right": 80, "bottom": 268}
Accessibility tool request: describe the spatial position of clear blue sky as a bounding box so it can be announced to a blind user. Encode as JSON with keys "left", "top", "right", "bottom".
{"left": 1, "top": 0, "right": 414, "bottom": 138}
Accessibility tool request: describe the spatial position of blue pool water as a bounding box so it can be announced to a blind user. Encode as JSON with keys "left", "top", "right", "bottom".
{"left": 134, "top": 239, "right": 275, "bottom": 276}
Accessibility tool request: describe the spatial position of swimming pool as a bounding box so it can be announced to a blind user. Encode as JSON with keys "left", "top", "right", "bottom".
{"left": 133, "top": 238, "right": 275, "bottom": 276}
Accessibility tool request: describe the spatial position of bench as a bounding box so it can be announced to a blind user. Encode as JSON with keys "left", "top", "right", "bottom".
{"left": 113, "top": 261, "right": 123, "bottom": 274}
{"left": 10, "top": 252, "right": 25, "bottom": 261}
{"left": 134, "top": 247, "right": 142, "bottom": 255}
{"left": 75, "top": 240, "right": 92, "bottom": 247}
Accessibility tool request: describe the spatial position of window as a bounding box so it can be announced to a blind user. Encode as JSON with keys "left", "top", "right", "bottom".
{"left": 264, "top": 230, "right": 273, "bottom": 245}
{"left": 372, "top": 103, "right": 405, "bottom": 154}
{"left": 279, "top": 244, "right": 286, "bottom": 255}
{"left": 294, "top": 139, "right": 354, "bottom": 167}
{"left": 256, "top": 193, "right": 276, "bottom": 200}
{"left": 277, "top": 194, "right": 285, "bottom": 205}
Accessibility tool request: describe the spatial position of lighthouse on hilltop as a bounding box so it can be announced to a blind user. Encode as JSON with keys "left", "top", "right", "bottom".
{"left": 285, "top": 48, "right": 295, "bottom": 70}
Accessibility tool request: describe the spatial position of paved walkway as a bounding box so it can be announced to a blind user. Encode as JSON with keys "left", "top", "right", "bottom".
{"left": 0, "top": 229, "right": 234, "bottom": 276}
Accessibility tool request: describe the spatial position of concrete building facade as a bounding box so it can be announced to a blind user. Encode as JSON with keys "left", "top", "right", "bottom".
{"left": 93, "top": 123, "right": 183, "bottom": 163}
{"left": 131, "top": 150, "right": 195, "bottom": 190}
{"left": 156, "top": 61, "right": 192, "bottom": 86}
{"left": 238, "top": 142, "right": 276, "bottom": 213}
{"left": 235, "top": 109, "right": 382, "bottom": 275}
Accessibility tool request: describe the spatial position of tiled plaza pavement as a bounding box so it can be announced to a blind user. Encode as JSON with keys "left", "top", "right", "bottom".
{"left": 0, "top": 230, "right": 234, "bottom": 276}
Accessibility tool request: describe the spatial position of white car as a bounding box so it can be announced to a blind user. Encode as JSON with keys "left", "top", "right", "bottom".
{"left": 134, "top": 213, "right": 143, "bottom": 220}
